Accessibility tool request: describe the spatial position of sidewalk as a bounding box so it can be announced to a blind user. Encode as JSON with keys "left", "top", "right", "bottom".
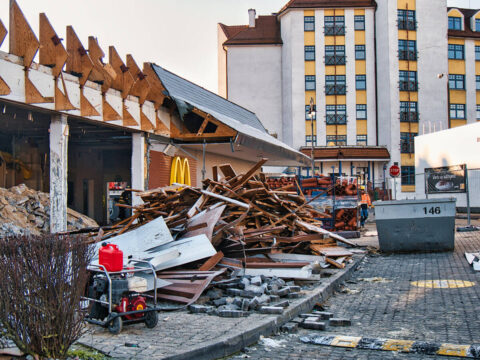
{"left": 78, "top": 254, "right": 365, "bottom": 359}
{"left": 226, "top": 221, "right": 480, "bottom": 359}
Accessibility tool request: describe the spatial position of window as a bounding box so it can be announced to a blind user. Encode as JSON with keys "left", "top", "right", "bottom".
{"left": 477, "top": 105, "right": 480, "bottom": 120}
{"left": 476, "top": 18, "right": 480, "bottom": 32}
{"left": 305, "top": 135, "right": 317, "bottom": 146}
{"left": 450, "top": 104, "right": 465, "bottom": 119}
{"left": 398, "top": 40, "right": 416, "bottom": 60}
{"left": 356, "top": 75, "right": 366, "bottom": 90}
{"left": 326, "top": 135, "right": 347, "bottom": 146}
{"left": 401, "top": 166, "right": 415, "bottom": 186}
{"left": 354, "top": 15, "right": 365, "bottom": 30}
{"left": 305, "top": 104, "right": 317, "bottom": 120}
{"left": 325, "top": 75, "right": 346, "bottom": 95}
{"left": 356, "top": 135, "right": 367, "bottom": 146}
{"left": 305, "top": 46, "right": 315, "bottom": 61}
{"left": 448, "top": 16, "right": 462, "bottom": 30}
{"left": 476, "top": 46, "right": 480, "bottom": 61}
{"left": 448, "top": 44, "right": 464, "bottom": 59}
{"left": 356, "top": 104, "right": 367, "bottom": 119}
{"left": 399, "top": 71, "right": 417, "bottom": 91}
{"left": 398, "top": 10, "right": 416, "bottom": 30}
{"left": 326, "top": 105, "right": 347, "bottom": 124}
{"left": 449, "top": 74, "right": 465, "bottom": 90}
{"left": 355, "top": 45, "right": 365, "bottom": 60}
{"left": 304, "top": 16, "right": 315, "bottom": 31}
{"left": 325, "top": 16, "right": 345, "bottom": 36}
{"left": 305, "top": 75, "right": 316, "bottom": 91}
{"left": 325, "top": 45, "right": 345, "bottom": 65}
{"left": 477, "top": 76, "right": 480, "bottom": 90}
{"left": 400, "top": 132, "right": 417, "bottom": 153}
{"left": 400, "top": 101, "right": 418, "bottom": 122}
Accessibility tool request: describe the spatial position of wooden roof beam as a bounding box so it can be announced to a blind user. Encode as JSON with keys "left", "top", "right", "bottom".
{"left": 0, "top": 19, "right": 7, "bottom": 47}
{"left": 88, "top": 36, "right": 116, "bottom": 93}
{"left": 127, "top": 54, "right": 150, "bottom": 105}
{"left": 39, "top": 13, "right": 68, "bottom": 78}
{"left": 9, "top": 0, "right": 39, "bottom": 68}
{"left": 66, "top": 25, "right": 93, "bottom": 86}
{"left": 109, "top": 46, "right": 134, "bottom": 99}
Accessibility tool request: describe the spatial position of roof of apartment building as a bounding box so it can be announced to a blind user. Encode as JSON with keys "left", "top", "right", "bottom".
{"left": 220, "top": 15, "right": 282, "bottom": 46}
{"left": 448, "top": 7, "right": 480, "bottom": 39}
{"left": 300, "top": 146, "right": 391, "bottom": 160}
{"left": 278, "top": 0, "right": 376, "bottom": 14}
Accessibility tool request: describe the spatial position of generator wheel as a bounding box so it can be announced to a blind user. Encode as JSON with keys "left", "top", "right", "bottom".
{"left": 108, "top": 313, "right": 123, "bottom": 334}
{"left": 144, "top": 310, "right": 158, "bottom": 329}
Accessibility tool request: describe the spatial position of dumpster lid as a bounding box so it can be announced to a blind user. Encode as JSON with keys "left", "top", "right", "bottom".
{"left": 373, "top": 198, "right": 457, "bottom": 207}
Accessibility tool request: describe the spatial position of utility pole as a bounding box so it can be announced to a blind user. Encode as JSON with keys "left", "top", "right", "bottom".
{"left": 309, "top": 97, "right": 316, "bottom": 176}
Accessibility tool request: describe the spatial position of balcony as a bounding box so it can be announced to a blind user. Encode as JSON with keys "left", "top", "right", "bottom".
{"left": 324, "top": 25, "right": 345, "bottom": 36}
{"left": 326, "top": 114, "right": 347, "bottom": 125}
{"left": 400, "top": 111, "right": 419, "bottom": 122}
{"left": 325, "top": 84, "right": 346, "bottom": 95}
{"left": 398, "top": 50, "right": 417, "bottom": 61}
{"left": 398, "top": 20, "right": 416, "bottom": 30}
{"left": 325, "top": 55, "right": 346, "bottom": 65}
{"left": 399, "top": 81, "right": 417, "bottom": 91}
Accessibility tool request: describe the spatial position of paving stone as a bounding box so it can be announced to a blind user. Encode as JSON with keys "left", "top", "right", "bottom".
{"left": 268, "top": 294, "right": 280, "bottom": 302}
{"left": 188, "top": 304, "right": 214, "bottom": 314}
{"left": 226, "top": 288, "right": 244, "bottom": 297}
{"left": 288, "top": 285, "right": 301, "bottom": 293}
{"left": 213, "top": 297, "right": 227, "bottom": 307}
{"left": 291, "top": 317, "right": 305, "bottom": 324}
{"left": 287, "top": 292, "right": 301, "bottom": 299}
{"left": 218, "top": 310, "right": 247, "bottom": 318}
{"left": 250, "top": 276, "right": 263, "bottom": 286}
{"left": 312, "top": 311, "right": 334, "bottom": 320}
{"left": 259, "top": 306, "right": 284, "bottom": 314}
{"left": 275, "top": 300, "right": 290, "bottom": 308}
{"left": 276, "top": 287, "right": 290, "bottom": 297}
{"left": 280, "top": 322, "right": 298, "bottom": 333}
{"left": 329, "top": 318, "right": 352, "bottom": 326}
{"left": 301, "top": 320, "right": 327, "bottom": 330}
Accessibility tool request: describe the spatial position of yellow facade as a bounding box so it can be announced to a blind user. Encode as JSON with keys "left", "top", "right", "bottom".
{"left": 355, "top": 31, "right": 365, "bottom": 44}
{"left": 355, "top": 60, "right": 366, "bottom": 74}
{"left": 324, "top": 9, "right": 345, "bottom": 16}
{"left": 400, "top": 122, "right": 419, "bottom": 133}
{"left": 305, "top": 61, "right": 316, "bottom": 75}
{"left": 304, "top": 31, "right": 315, "bottom": 46}
{"left": 325, "top": 36, "right": 345, "bottom": 46}
{"left": 401, "top": 153, "right": 415, "bottom": 166}
{"left": 305, "top": 91, "right": 316, "bottom": 104}
{"left": 449, "top": 90, "right": 466, "bottom": 104}
{"left": 356, "top": 90, "right": 367, "bottom": 104}
{"left": 451, "top": 119, "right": 467, "bottom": 128}
{"left": 326, "top": 95, "right": 346, "bottom": 105}
{"left": 476, "top": 92, "right": 480, "bottom": 104}
{"left": 305, "top": 120, "right": 317, "bottom": 135}
{"left": 326, "top": 124, "right": 347, "bottom": 135}
{"left": 304, "top": 10, "right": 315, "bottom": 16}
{"left": 325, "top": 65, "right": 346, "bottom": 75}
{"left": 447, "top": 9, "right": 463, "bottom": 18}
{"left": 304, "top": 9, "right": 316, "bottom": 141}
{"left": 356, "top": 120, "right": 367, "bottom": 134}
{"left": 398, "top": 0, "right": 416, "bottom": 10}
{"left": 398, "top": 30, "right": 417, "bottom": 41}
{"left": 399, "top": 92, "right": 418, "bottom": 102}
{"left": 399, "top": 60, "right": 417, "bottom": 71}
{"left": 402, "top": 185, "right": 415, "bottom": 192}
{"left": 449, "top": 60, "right": 466, "bottom": 74}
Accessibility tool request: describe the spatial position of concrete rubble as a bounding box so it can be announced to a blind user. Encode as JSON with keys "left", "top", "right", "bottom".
{"left": 0, "top": 184, "right": 98, "bottom": 237}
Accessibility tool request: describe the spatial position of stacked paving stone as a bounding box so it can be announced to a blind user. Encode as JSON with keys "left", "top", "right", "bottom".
{"left": 188, "top": 275, "right": 301, "bottom": 317}
{"left": 281, "top": 311, "right": 351, "bottom": 332}
{"left": 0, "top": 184, "right": 98, "bottom": 237}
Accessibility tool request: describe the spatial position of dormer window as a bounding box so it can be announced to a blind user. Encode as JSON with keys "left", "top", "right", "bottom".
{"left": 448, "top": 16, "right": 462, "bottom": 30}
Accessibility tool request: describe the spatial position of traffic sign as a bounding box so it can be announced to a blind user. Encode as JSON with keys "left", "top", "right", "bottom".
{"left": 389, "top": 164, "right": 400, "bottom": 177}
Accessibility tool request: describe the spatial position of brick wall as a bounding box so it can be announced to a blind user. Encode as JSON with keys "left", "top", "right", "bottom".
{"left": 148, "top": 151, "right": 197, "bottom": 189}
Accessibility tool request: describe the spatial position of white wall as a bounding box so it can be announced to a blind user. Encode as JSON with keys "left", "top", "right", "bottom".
{"left": 365, "top": 8, "right": 377, "bottom": 145}
{"left": 465, "top": 39, "right": 477, "bottom": 124}
{"left": 227, "top": 45, "right": 283, "bottom": 138}
{"left": 415, "top": 121, "right": 480, "bottom": 206}
{"left": 217, "top": 24, "right": 228, "bottom": 98}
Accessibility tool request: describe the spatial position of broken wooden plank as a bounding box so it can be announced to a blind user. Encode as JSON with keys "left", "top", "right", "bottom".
{"left": 198, "top": 251, "right": 224, "bottom": 271}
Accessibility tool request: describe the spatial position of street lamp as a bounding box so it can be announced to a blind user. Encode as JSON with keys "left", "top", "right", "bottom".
{"left": 309, "top": 97, "right": 316, "bottom": 176}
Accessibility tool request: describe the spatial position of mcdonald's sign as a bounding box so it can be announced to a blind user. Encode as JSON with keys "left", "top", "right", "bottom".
{"left": 169, "top": 156, "right": 191, "bottom": 186}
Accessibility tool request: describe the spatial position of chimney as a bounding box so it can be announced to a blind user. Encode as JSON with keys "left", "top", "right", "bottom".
{"left": 248, "top": 9, "right": 256, "bottom": 28}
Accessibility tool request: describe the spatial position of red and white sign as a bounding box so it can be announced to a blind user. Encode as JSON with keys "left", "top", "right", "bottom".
{"left": 389, "top": 165, "right": 400, "bottom": 177}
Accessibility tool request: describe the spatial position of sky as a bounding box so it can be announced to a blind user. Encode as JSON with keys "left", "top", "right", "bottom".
{"left": 1, "top": 0, "right": 479, "bottom": 93}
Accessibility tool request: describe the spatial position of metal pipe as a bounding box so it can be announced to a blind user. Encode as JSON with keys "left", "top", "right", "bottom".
{"left": 202, "top": 140, "right": 206, "bottom": 182}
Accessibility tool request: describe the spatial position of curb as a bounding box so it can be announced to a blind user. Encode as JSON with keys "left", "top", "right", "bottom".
{"left": 163, "top": 254, "right": 366, "bottom": 360}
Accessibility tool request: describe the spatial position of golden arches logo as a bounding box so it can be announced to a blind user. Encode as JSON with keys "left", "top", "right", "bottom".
{"left": 169, "top": 156, "right": 191, "bottom": 186}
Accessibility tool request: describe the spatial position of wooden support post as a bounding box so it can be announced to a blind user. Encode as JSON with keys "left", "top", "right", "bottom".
{"left": 49, "top": 114, "right": 68, "bottom": 233}
{"left": 131, "top": 133, "right": 145, "bottom": 207}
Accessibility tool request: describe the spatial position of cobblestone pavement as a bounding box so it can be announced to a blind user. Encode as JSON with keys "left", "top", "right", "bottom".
{"left": 229, "top": 223, "right": 480, "bottom": 360}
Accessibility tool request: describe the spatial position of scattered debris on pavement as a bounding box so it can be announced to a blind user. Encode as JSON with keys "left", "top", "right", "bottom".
{"left": 465, "top": 252, "right": 480, "bottom": 271}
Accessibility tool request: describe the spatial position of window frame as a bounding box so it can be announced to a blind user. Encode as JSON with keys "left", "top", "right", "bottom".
{"left": 398, "top": 10, "right": 416, "bottom": 30}
{"left": 449, "top": 74, "right": 465, "bottom": 90}
{"left": 399, "top": 70, "right": 418, "bottom": 91}
{"left": 305, "top": 75, "right": 316, "bottom": 91}
{"left": 305, "top": 104, "right": 317, "bottom": 120}
{"left": 325, "top": 105, "right": 347, "bottom": 125}
{"left": 448, "top": 16, "right": 462, "bottom": 30}
{"left": 354, "top": 15, "right": 365, "bottom": 30}
{"left": 305, "top": 45, "right": 315, "bottom": 61}
{"left": 476, "top": 104, "right": 480, "bottom": 120}
{"left": 356, "top": 75, "right": 366, "bottom": 90}
{"left": 324, "top": 16, "right": 345, "bottom": 36}
{"left": 400, "top": 132, "right": 417, "bottom": 154}
{"left": 398, "top": 40, "right": 417, "bottom": 60}
{"left": 401, "top": 166, "right": 415, "bottom": 186}
{"left": 325, "top": 45, "right": 346, "bottom": 65}
{"left": 449, "top": 104, "right": 465, "bottom": 119}
{"left": 477, "top": 76, "right": 480, "bottom": 91}
{"left": 400, "top": 101, "right": 419, "bottom": 122}
{"left": 448, "top": 44, "right": 464, "bottom": 60}
{"left": 356, "top": 104, "right": 367, "bottom": 119}
{"left": 476, "top": 46, "right": 480, "bottom": 61}
{"left": 305, "top": 135, "right": 317, "bottom": 146}
{"left": 325, "top": 75, "right": 346, "bottom": 95}
{"left": 304, "top": 16, "right": 315, "bottom": 31}
{"left": 356, "top": 135, "right": 367, "bottom": 146}
{"left": 326, "top": 135, "right": 347, "bottom": 146}
{"left": 355, "top": 45, "right": 366, "bottom": 60}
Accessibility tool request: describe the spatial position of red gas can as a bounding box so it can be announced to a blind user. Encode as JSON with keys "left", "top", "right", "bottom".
{"left": 99, "top": 243, "right": 123, "bottom": 272}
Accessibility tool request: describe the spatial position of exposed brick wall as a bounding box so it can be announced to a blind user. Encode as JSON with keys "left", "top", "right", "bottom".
{"left": 148, "top": 151, "right": 197, "bottom": 189}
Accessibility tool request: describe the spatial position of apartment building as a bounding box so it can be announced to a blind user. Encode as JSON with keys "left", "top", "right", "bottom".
{"left": 218, "top": 0, "right": 474, "bottom": 197}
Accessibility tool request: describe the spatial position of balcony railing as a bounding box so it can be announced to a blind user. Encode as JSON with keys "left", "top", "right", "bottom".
{"left": 398, "top": 20, "right": 416, "bottom": 30}
{"left": 324, "top": 25, "right": 345, "bottom": 36}
{"left": 326, "top": 114, "right": 347, "bottom": 125}
{"left": 325, "top": 84, "right": 346, "bottom": 95}
{"left": 399, "top": 50, "right": 417, "bottom": 61}
{"left": 400, "top": 111, "right": 419, "bottom": 122}
{"left": 399, "top": 81, "right": 417, "bottom": 91}
{"left": 325, "top": 55, "right": 346, "bottom": 65}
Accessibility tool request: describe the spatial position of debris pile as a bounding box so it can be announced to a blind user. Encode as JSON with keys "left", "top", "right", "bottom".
{"left": 0, "top": 184, "right": 98, "bottom": 237}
